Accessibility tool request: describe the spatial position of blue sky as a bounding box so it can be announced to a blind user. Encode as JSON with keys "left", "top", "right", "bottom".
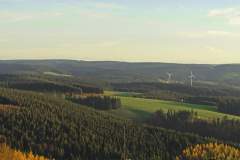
{"left": 0, "top": 0, "right": 240, "bottom": 63}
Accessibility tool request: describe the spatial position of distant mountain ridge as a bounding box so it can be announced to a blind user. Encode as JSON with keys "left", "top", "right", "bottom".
{"left": 0, "top": 60, "right": 240, "bottom": 86}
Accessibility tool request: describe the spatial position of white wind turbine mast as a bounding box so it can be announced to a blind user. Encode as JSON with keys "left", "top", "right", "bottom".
{"left": 166, "top": 72, "right": 173, "bottom": 83}
{"left": 189, "top": 71, "right": 195, "bottom": 87}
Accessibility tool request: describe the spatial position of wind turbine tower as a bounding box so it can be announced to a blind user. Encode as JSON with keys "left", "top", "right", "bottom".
{"left": 189, "top": 71, "right": 195, "bottom": 87}
{"left": 166, "top": 72, "right": 173, "bottom": 84}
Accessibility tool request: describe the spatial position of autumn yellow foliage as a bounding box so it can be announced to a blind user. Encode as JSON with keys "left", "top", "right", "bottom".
{"left": 0, "top": 105, "right": 18, "bottom": 112}
{"left": 0, "top": 143, "right": 49, "bottom": 160}
{"left": 176, "top": 143, "right": 240, "bottom": 160}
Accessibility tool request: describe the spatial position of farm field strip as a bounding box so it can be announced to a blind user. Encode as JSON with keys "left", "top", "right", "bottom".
{"left": 106, "top": 91, "right": 240, "bottom": 121}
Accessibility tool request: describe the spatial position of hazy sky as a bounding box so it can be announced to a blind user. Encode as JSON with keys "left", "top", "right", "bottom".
{"left": 1, "top": 0, "right": 240, "bottom": 64}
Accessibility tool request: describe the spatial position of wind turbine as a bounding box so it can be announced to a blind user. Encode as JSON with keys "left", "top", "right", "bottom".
{"left": 166, "top": 72, "right": 173, "bottom": 83}
{"left": 188, "top": 71, "right": 195, "bottom": 87}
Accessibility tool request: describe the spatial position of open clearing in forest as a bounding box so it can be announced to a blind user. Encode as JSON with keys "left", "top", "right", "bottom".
{"left": 106, "top": 91, "right": 240, "bottom": 121}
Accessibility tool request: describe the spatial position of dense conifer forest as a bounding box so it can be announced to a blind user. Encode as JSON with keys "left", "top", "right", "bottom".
{"left": 148, "top": 110, "right": 240, "bottom": 144}
{"left": 67, "top": 95, "right": 121, "bottom": 110}
{"left": 0, "top": 74, "right": 103, "bottom": 94}
{"left": 217, "top": 98, "right": 240, "bottom": 116}
{"left": 0, "top": 87, "right": 210, "bottom": 160}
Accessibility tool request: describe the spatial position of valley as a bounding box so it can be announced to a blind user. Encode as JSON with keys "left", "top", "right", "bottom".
{"left": 0, "top": 61, "right": 239, "bottom": 160}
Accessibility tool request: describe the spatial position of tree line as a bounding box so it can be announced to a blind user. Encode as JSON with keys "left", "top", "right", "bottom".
{"left": 0, "top": 74, "right": 103, "bottom": 94}
{"left": 66, "top": 95, "right": 121, "bottom": 110}
{"left": 217, "top": 98, "right": 240, "bottom": 116}
{"left": 112, "top": 82, "right": 240, "bottom": 117}
{"left": 111, "top": 82, "right": 240, "bottom": 97}
{"left": 148, "top": 109, "right": 240, "bottom": 143}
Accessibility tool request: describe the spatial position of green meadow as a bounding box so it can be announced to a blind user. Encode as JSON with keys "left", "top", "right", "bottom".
{"left": 106, "top": 91, "right": 240, "bottom": 122}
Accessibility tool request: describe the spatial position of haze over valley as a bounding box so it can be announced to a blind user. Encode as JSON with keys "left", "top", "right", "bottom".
{"left": 1, "top": 0, "right": 240, "bottom": 160}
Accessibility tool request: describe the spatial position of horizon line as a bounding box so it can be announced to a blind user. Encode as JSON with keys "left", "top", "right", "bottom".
{"left": 0, "top": 58, "right": 239, "bottom": 65}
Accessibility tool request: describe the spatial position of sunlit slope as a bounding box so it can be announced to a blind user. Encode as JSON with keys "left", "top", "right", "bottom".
{"left": 107, "top": 92, "right": 240, "bottom": 121}
{"left": 0, "top": 143, "right": 49, "bottom": 160}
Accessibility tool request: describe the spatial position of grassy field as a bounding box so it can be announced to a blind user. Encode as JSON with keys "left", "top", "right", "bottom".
{"left": 106, "top": 91, "right": 240, "bottom": 122}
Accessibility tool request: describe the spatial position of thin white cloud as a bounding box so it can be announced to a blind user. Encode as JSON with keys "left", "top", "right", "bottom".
{"left": 0, "top": 0, "right": 27, "bottom": 2}
{"left": 0, "top": 11, "right": 64, "bottom": 22}
{"left": 0, "top": 11, "right": 33, "bottom": 22}
{"left": 65, "top": 2, "right": 126, "bottom": 20}
{"left": 208, "top": 8, "right": 237, "bottom": 17}
{"left": 97, "top": 41, "right": 120, "bottom": 47}
{"left": 93, "top": 2, "right": 126, "bottom": 10}
{"left": 78, "top": 2, "right": 126, "bottom": 19}
{"left": 0, "top": 1, "right": 126, "bottom": 22}
{"left": 205, "top": 46, "right": 224, "bottom": 54}
{"left": 79, "top": 10, "right": 112, "bottom": 19}
{"left": 179, "top": 30, "right": 240, "bottom": 38}
{"left": 208, "top": 8, "right": 240, "bottom": 25}
{"left": 229, "top": 17, "right": 240, "bottom": 25}
{"left": 60, "top": 40, "right": 120, "bottom": 48}
{"left": 207, "top": 30, "right": 235, "bottom": 36}
{"left": 85, "top": 41, "right": 120, "bottom": 47}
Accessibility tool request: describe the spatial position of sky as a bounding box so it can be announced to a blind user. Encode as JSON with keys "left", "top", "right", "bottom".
{"left": 0, "top": 0, "right": 240, "bottom": 64}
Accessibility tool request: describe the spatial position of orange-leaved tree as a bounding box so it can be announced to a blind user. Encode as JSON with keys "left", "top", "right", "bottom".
{"left": 0, "top": 143, "right": 49, "bottom": 160}
{"left": 176, "top": 143, "right": 240, "bottom": 160}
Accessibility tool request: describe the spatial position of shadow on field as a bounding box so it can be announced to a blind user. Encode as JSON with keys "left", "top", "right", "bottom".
{"left": 127, "top": 108, "right": 152, "bottom": 122}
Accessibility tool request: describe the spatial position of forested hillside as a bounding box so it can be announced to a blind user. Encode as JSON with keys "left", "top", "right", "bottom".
{"left": 0, "top": 74, "right": 103, "bottom": 94}
{"left": 0, "top": 88, "right": 210, "bottom": 160}
{"left": 0, "top": 60, "right": 240, "bottom": 85}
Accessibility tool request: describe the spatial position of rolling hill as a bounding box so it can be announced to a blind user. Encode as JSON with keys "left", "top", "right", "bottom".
{"left": 0, "top": 60, "right": 240, "bottom": 86}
